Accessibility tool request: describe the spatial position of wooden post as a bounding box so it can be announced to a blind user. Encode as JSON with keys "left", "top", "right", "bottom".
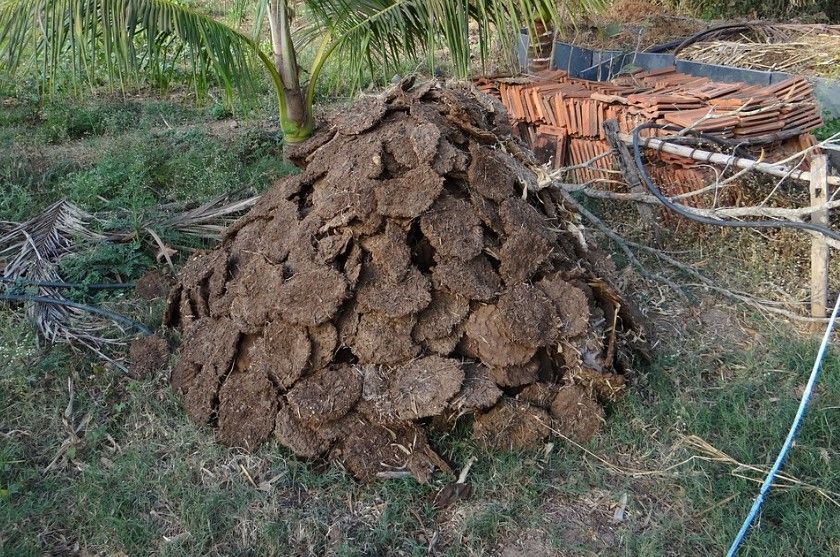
{"left": 810, "top": 154, "right": 829, "bottom": 329}
{"left": 603, "top": 120, "right": 659, "bottom": 240}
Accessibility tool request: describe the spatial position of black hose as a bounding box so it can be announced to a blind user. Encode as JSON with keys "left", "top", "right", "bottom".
{"left": 0, "top": 276, "right": 135, "bottom": 290}
{"left": 671, "top": 23, "right": 761, "bottom": 57}
{"left": 643, "top": 38, "right": 684, "bottom": 53}
{"left": 0, "top": 294, "right": 153, "bottom": 336}
{"left": 645, "top": 23, "right": 763, "bottom": 55}
{"left": 640, "top": 122, "right": 751, "bottom": 159}
{"left": 630, "top": 122, "right": 840, "bottom": 242}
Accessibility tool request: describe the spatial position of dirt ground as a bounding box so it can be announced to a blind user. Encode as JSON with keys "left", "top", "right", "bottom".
{"left": 554, "top": 0, "right": 708, "bottom": 51}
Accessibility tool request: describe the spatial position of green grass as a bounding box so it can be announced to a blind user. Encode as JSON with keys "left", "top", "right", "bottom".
{"left": 2, "top": 306, "right": 837, "bottom": 555}
{"left": 815, "top": 117, "right": 840, "bottom": 142}
{"left": 1, "top": 93, "right": 839, "bottom": 556}
{"left": 0, "top": 98, "right": 292, "bottom": 220}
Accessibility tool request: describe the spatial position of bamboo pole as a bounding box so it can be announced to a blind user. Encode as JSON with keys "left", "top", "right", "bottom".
{"left": 619, "top": 133, "right": 840, "bottom": 187}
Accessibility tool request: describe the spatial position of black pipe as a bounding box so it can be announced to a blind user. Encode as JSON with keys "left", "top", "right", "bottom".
{"left": 643, "top": 38, "right": 684, "bottom": 53}
{"left": 0, "top": 293, "right": 153, "bottom": 336}
{"left": 645, "top": 23, "right": 763, "bottom": 55}
{"left": 0, "top": 276, "right": 135, "bottom": 290}
{"left": 630, "top": 122, "right": 840, "bottom": 242}
{"left": 671, "top": 24, "right": 761, "bottom": 57}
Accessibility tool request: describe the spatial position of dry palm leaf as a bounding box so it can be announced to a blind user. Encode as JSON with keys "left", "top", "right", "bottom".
{"left": 0, "top": 199, "right": 102, "bottom": 280}
{"left": 153, "top": 193, "right": 261, "bottom": 240}
{"left": 0, "top": 194, "right": 260, "bottom": 365}
{"left": 0, "top": 200, "right": 137, "bottom": 364}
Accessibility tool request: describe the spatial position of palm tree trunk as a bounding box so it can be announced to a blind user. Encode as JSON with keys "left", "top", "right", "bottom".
{"left": 268, "top": 0, "right": 312, "bottom": 142}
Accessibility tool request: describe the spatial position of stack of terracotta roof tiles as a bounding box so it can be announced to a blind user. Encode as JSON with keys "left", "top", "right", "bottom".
{"left": 475, "top": 67, "right": 822, "bottom": 194}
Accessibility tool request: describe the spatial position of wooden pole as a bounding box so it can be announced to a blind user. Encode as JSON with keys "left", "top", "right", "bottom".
{"left": 603, "top": 120, "right": 658, "bottom": 236}
{"left": 810, "top": 154, "right": 830, "bottom": 329}
{"left": 620, "top": 133, "right": 840, "bottom": 187}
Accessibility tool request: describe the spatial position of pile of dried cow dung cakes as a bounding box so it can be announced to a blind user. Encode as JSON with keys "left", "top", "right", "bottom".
{"left": 165, "top": 80, "right": 647, "bottom": 482}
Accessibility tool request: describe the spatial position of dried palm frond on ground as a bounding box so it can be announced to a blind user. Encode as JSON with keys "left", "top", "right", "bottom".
{"left": 0, "top": 200, "right": 126, "bottom": 359}
{"left": 0, "top": 195, "right": 261, "bottom": 366}
{"left": 0, "top": 199, "right": 103, "bottom": 281}
{"left": 154, "top": 194, "right": 261, "bottom": 240}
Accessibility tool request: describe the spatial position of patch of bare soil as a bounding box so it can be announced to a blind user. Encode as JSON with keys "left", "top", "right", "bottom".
{"left": 538, "top": 489, "right": 626, "bottom": 553}
{"left": 134, "top": 269, "right": 172, "bottom": 300}
{"left": 166, "top": 80, "right": 647, "bottom": 481}
{"left": 127, "top": 334, "right": 170, "bottom": 379}
{"left": 498, "top": 529, "right": 558, "bottom": 557}
{"left": 555, "top": 0, "right": 707, "bottom": 51}
{"left": 497, "top": 490, "right": 627, "bottom": 556}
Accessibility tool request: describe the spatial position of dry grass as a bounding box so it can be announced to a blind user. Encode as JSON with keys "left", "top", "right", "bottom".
{"left": 682, "top": 34, "right": 840, "bottom": 77}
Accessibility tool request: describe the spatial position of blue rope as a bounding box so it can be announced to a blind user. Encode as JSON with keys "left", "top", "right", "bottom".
{"left": 727, "top": 290, "right": 840, "bottom": 556}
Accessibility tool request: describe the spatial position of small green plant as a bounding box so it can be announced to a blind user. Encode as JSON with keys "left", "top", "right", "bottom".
{"left": 815, "top": 117, "right": 840, "bottom": 141}
{"left": 37, "top": 104, "right": 73, "bottom": 143}
{"left": 58, "top": 241, "right": 153, "bottom": 286}
{"left": 210, "top": 102, "right": 233, "bottom": 120}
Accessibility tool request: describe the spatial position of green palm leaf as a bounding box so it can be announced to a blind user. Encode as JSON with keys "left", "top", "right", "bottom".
{"left": 300, "top": 0, "right": 605, "bottom": 87}
{"left": 0, "top": 0, "right": 280, "bottom": 104}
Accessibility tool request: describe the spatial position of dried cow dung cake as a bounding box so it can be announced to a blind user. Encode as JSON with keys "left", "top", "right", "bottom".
{"left": 165, "top": 80, "right": 647, "bottom": 482}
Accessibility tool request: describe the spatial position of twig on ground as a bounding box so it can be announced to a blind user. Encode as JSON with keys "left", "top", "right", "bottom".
{"left": 556, "top": 188, "right": 690, "bottom": 302}
{"left": 555, "top": 186, "right": 832, "bottom": 322}
{"left": 538, "top": 419, "right": 669, "bottom": 478}
{"left": 376, "top": 470, "right": 414, "bottom": 479}
{"left": 457, "top": 456, "right": 478, "bottom": 484}
{"left": 680, "top": 435, "right": 840, "bottom": 507}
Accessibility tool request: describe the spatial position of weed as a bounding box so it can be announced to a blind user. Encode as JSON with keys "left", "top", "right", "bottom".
{"left": 58, "top": 241, "right": 154, "bottom": 286}
{"left": 815, "top": 117, "right": 840, "bottom": 141}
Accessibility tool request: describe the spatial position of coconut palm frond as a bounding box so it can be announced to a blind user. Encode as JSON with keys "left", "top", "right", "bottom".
{"left": 154, "top": 193, "right": 261, "bottom": 239}
{"left": 1, "top": 278, "right": 137, "bottom": 368}
{"left": 0, "top": 0, "right": 272, "bottom": 102}
{"left": 0, "top": 194, "right": 261, "bottom": 363}
{"left": 0, "top": 200, "right": 134, "bottom": 363}
{"left": 300, "top": 0, "right": 605, "bottom": 82}
{"left": 0, "top": 199, "right": 102, "bottom": 281}
{"left": 27, "top": 289, "right": 132, "bottom": 352}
